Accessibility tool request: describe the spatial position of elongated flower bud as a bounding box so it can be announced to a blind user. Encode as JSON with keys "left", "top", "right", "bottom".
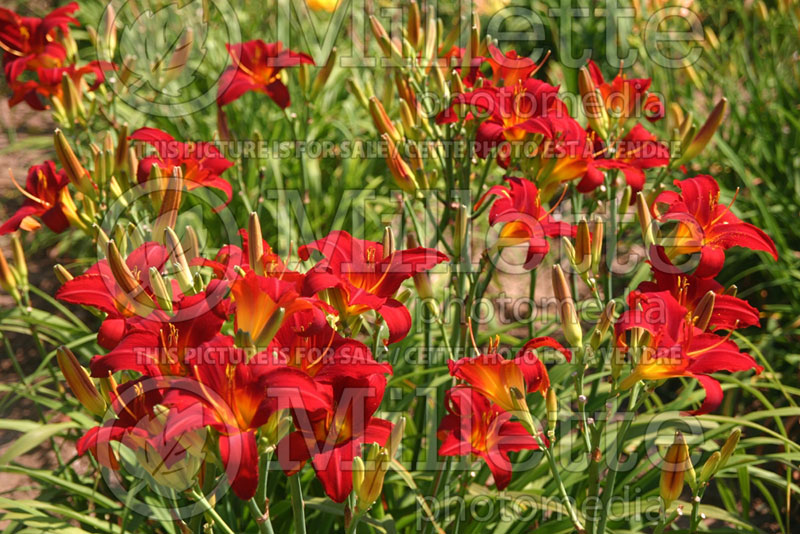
{"left": 660, "top": 431, "right": 691, "bottom": 508}
{"left": 0, "top": 250, "right": 19, "bottom": 301}
{"left": 164, "top": 228, "right": 194, "bottom": 293}
{"left": 694, "top": 291, "right": 716, "bottom": 331}
{"left": 311, "top": 47, "right": 337, "bottom": 99}
{"left": 618, "top": 185, "right": 632, "bottom": 216}
{"left": 552, "top": 265, "right": 582, "bottom": 347}
{"left": 591, "top": 300, "right": 616, "bottom": 349}
{"left": 454, "top": 204, "right": 469, "bottom": 262}
{"left": 717, "top": 428, "right": 740, "bottom": 472}
{"left": 407, "top": 0, "right": 421, "bottom": 49}
{"left": 383, "top": 134, "right": 418, "bottom": 194}
{"left": 57, "top": 346, "right": 106, "bottom": 417}
{"left": 107, "top": 241, "right": 156, "bottom": 311}
{"left": 355, "top": 443, "right": 391, "bottom": 513}
{"left": 149, "top": 267, "right": 173, "bottom": 313}
{"left": 388, "top": 416, "right": 405, "bottom": 458}
{"left": 677, "top": 98, "right": 727, "bottom": 165}
{"left": 248, "top": 212, "right": 265, "bottom": 275}
{"left": 152, "top": 168, "right": 183, "bottom": 243}
{"left": 164, "top": 27, "right": 193, "bottom": 84}
{"left": 591, "top": 216, "right": 604, "bottom": 273}
{"left": 346, "top": 78, "right": 370, "bottom": 110}
{"left": 60, "top": 72, "right": 84, "bottom": 123}
{"left": 578, "top": 66, "right": 609, "bottom": 139}
{"left": 54, "top": 264, "right": 73, "bottom": 284}
{"left": 382, "top": 226, "right": 395, "bottom": 258}
{"left": 575, "top": 219, "right": 591, "bottom": 273}
{"left": 422, "top": 5, "right": 437, "bottom": 69}
{"left": 370, "top": 97, "right": 401, "bottom": 143}
{"left": 255, "top": 307, "right": 285, "bottom": 347}
{"left": 127, "top": 223, "right": 145, "bottom": 249}
{"left": 54, "top": 129, "right": 94, "bottom": 198}
{"left": 369, "top": 15, "right": 402, "bottom": 59}
{"left": 407, "top": 234, "right": 437, "bottom": 317}
{"left": 561, "top": 236, "right": 576, "bottom": 265}
{"left": 636, "top": 192, "right": 655, "bottom": 248}
{"left": 699, "top": 451, "right": 721, "bottom": 483}
{"left": 546, "top": 387, "right": 558, "bottom": 439}
{"left": 11, "top": 233, "right": 27, "bottom": 283}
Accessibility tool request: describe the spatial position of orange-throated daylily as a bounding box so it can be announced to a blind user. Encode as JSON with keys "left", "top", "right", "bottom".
{"left": 652, "top": 175, "right": 778, "bottom": 278}
{"left": 0, "top": 161, "right": 78, "bottom": 235}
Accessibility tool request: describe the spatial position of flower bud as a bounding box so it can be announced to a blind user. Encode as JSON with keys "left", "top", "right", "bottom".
{"left": 636, "top": 192, "right": 655, "bottom": 249}
{"left": 382, "top": 226, "right": 395, "bottom": 258}
{"left": 699, "top": 451, "right": 721, "bottom": 483}
{"left": 101, "top": 4, "right": 117, "bottom": 58}
{"left": 127, "top": 222, "right": 145, "bottom": 249}
{"left": 388, "top": 416, "right": 405, "bottom": 458}
{"left": 370, "top": 97, "right": 401, "bottom": 144}
{"left": 383, "top": 134, "right": 418, "bottom": 194}
{"left": 591, "top": 300, "right": 616, "bottom": 349}
{"left": 311, "top": 47, "right": 337, "bottom": 99}
{"left": 149, "top": 267, "right": 173, "bottom": 314}
{"left": 164, "top": 27, "right": 193, "bottom": 84}
{"left": 346, "top": 78, "right": 370, "bottom": 110}
{"left": 561, "top": 236, "right": 576, "bottom": 265}
{"left": 248, "top": 212, "right": 265, "bottom": 275}
{"left": 255, "top": 307, "right": 286, "bottom": 348}
{"left": 11, "top": 233, "right": 27, "bottom": 285}
{"left": 723, "top": 284, "right": 738, "bottom": 297}
{"left": 693, "top": 290, "right": 716, "bottom": 331}
{"left": 552, "top": 265, "right": 582, "bottom": 347}
{"left": 369, "top": 15, "right": 402, "bottom": 59}
{"left": 677, "top": 98, "right": 727, "bottom": 165}
{"left": 57, "top": 346, "right": 106, "bottom": 417}
{"left": 575, "top": 219, "right": 591, "bottom": 273}
{"left": 152, "top": 168, "right": 183, "bottom": 243}
{"left": 60, "top": 72, "right": 85, "bottom": 123}
{"left": 618, "top": 185, "right": 632, "bottom": 216}
{"left": 355, "top": 444, "right": 390, "bottom": 513}
{"left": 454, "top": 204, "right": 469, "bottom": 262}
{"left": 107, "top": 241, "right": 156, "bottom": 311}
{"left": 0, "top": 250, "right": 19, "bottom": 301}
{"left": 398, "top": 98, "right": 416, "bottom": 140}
{"left": 578, "top": 66, "right": 609, "bottom": 140}
{"left": 422, "top": 5, "right": 437, "bottom": 70}
{"left": 53, "top": 264, "right": 73, "bottom": 284}
{"left": 407, "top": 0, "right": 421, "bottom": 49}
{"left": 660, "top": 431, "right": 691, "bottom": 508}
{"left": 546, "top": 387, "right": 558, "bottom": 439}
{"left": 591, "top": 216, "right": 604, "bottom": 273}
{"left": 717, "top": 428, "right": 740, "bottom": 471}
{"left": 54, "top": 129, "right": 94, "bottom": 198}
{"left": 165, "top": 228, "right": 194, "bottom": 293}
{"left": 182, "top": 225, "right": 200, "bottom": 264}
{"left": 407, "top": 234, "right": 437, "bottom": 316}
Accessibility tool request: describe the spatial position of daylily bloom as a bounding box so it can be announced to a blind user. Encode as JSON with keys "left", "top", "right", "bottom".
{"left": 584, "top": 60, "right": 664, "bottom": 131}
{"left": 475, "top": 177, "right": 575, "bottom": 269}
{"left": 77, "top": 377, "right": 206, "bottom": 490}
{"left": 299, "top": 230, "right": 448, "bottom": 344}
{"left": 448, "top": 337, "right": 569, "bottom": 413}
{"left": 57, "top": 242, "right": 171, "bottom": 349}
{"left": 217, "top": 40, "right": 313, "bottom": 108}
{"left": 484, "top": 45, "right": 543, "bottom": 88}
{"left": 0, "top": 160, "right": 77, "bottom": 236}
{"left": 8, "top": 60, "right": 113, "bottom": 110}
{"left": 615, "top": 290, "right": 762, "bottom": 415}
{"left": 163, "top": 337, "right": 324, "bottom": 499}
{"left": 87, "top": 281, "right": 231, "bottom": 378}
{"left": 230, "top": 270, "right": 326, "bottom": 347}
{"left": 438, "top": 386, "right": 540, "bottom": 489}
{"left": 638, "top": 247, "right": 760, "bottom": 332}
{"left": 306, "top": 0, "right": 339, "bottom": 12}
{"left": 272, "top": 315, "right": 392, "bottom": 379}
{"left": 577, "top": 123, "right": 670, "bottom": 192}
{"left": 278, "top": 372, "right": 393, "bottom": 503}
{"left": 652, "top": 175, "right": 778, "bottom": 278}
{"left": 130, "top": 127, "right": 234, "bottom": 208}
{"left": 0, "top": 2, "right": 78, "bottom": 82}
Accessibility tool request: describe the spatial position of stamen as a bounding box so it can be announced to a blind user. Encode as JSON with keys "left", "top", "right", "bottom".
{"left": 9, "top": 169, "right": 48, "bottom": 206}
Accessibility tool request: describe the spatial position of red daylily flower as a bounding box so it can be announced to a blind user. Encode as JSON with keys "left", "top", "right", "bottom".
{"left": 130, "top": 127, "right": 234, "bottom": 208}
{"left": 56, "top": 242, "right": 171, "bottom": 349}
{"left": 0, "top": 160, "right": 76, "bottom": 235}
{"left": 484, "top": 45, "right": 544, "bottom": 88}
{"left": 0, "top": 2, "right": 78, "bottom": 82}
{"left": 217, "top": 40, "right": 313, "bottom": 108}
{"left": 163, "top": 337, "right": 325, "bottom": 500}
{"left": 230, "top": 270, "right": 326, "bottom": 346}
{"left": 615, "top": 290, "right": 762, "bottom": 415}
{"left": 88, "top": 281, "right": 231, "bottom": 378}
{"left": 8, "top": 61, "right": 113, "bottom": 110}
{"left": 78, "top": 377, "right": 205, "bottom": 490}
{"left": 652, "top": 175, "right": 778, "bottom": 278}
{"left": 272, "top": 315, "right": 392, "bottom": 379}
{"left": 299, "top": 230, "right": 448, "bottom": 344}
{"left": 578, "top": 123, "right": 670, "bottom": 192}
{"left": 585, "top": 60, "right": 664, "bottom": 128}
{"left": 639, "top": 247, "right": 760, "bottom": 332}
{"left": 438, "top": 387, "right": 540, "bottom": 489}
{"left": 475, "top": 177, "right": 575, "bottom": 269}
{"left": 448, "top": 337, "right": 569, "bottom": 413}
{"left": 278, "top": 372, "right": 393, "bottom": 503}
{"left": 198, "top": 228, "right": 302, "bottom": 283}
